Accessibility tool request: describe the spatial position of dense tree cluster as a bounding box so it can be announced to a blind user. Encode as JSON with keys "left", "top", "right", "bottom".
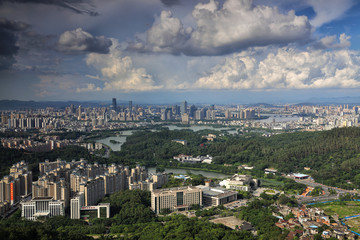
{"left": 236, "top": 198, "right": 285, "bottom": 239}
{"left": 0, "top": 211, "right": 93, "bottom": 240}
{"left": 114, "top": 127, "right": 360, "bottom": 189}
{"left": 101, "top": 190, "right": 155, "bottom": 224}
{"left": 110, "top": 214, "right": 255, "bottom": 240}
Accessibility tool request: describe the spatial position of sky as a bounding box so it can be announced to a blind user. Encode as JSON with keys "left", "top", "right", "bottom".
{"left": 1, "top": 0, "right": 360, "bottom": 104}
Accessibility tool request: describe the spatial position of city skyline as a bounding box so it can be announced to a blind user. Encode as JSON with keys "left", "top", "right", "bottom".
{"left": 1, "top": 0, "right": 360, "bottom": 103}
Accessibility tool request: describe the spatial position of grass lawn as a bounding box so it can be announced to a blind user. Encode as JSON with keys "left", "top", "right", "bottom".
{"left": 311, "top": 201, "right": 360, "bottom": 218}
{"left": 344, "top": 217, "right": 360, "bottom": 233}
{"left": 260, "top": 178, "right": 284, "bottom": 187}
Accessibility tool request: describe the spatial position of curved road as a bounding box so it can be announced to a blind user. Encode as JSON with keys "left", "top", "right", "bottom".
{"left": 289, "top": 177, "right": 357, "bottom": 204}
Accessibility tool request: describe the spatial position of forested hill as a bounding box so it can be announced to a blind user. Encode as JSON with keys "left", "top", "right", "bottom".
{"left": 2, "top": 127, "right": 360, "bottom": 189}
{"left": 116, "top": 127, "right": 360, "bottom": 189}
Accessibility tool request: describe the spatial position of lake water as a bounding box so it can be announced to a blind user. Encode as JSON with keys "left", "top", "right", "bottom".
{"left": 96, "top": 125, "right": 238, "bottom": 151}
{"left": 148, "top": 167, "right": 231, "bottom": 179}
{"left": 96, "top": 115, "right": 297, "bottom": 151}
{"left": 95, "top": 130, "right": 134, "bottom": 151}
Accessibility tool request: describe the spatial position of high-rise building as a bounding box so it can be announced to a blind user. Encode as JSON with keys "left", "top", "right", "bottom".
{"left": 189, "top": 105, "right": 196, "bottom": 118}
{"left": 77, "top": 105, "right": 82, "bottom": 119}
{"left": 172, "top": 105, "right": 180, "bottom": 116}
{"left": 70, "top": 192, "right": 110, "bottom": 220}
{"left": 112, "top": 98, "right": 117, "bottom": 111}
{"left": 181, "top": 113, "right": 189, "bottom": 124}
{"left": 225, "top": 110, "right": 231, "bottom": 119}
{"left": 70, "top": 104, "right": 74, "bottom": 114}
{"left": 0, "top": 161, "right": 32, "bottom": 204}
{"left": 181, "top": 101, "right": 187, "bottom": 115}
{"left": 70, "top": 193, "right": 85, "bottom": 219}
{"left": 129, "top": 101, "right": 133, "bottom": 115}
{"left": 195, "top": 109, "right": 205, "bottom": 120}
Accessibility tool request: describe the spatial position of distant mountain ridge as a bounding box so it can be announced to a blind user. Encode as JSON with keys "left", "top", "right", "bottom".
{"left": 0, "top": 100, "right": 108, "bottom": 110}
{"left": 0, "top": 96, "right": 359, "bottom": 110}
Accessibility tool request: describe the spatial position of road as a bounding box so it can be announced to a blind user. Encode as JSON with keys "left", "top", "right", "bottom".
{"left": 291, "top": 177, "right": 357, "bottom": 204}
{"left": 294, "top": 178, "right": 355, "bottom": 194}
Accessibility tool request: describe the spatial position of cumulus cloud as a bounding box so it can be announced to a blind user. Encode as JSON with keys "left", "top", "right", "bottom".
{"left": 308, "top": 0, "right": 354, "bottom": 27}
{"left": 0, "top": 0, "right": 98, "bottom": 16}
{"left": 57, "top": 28, "right": 112, "bottom": 54}
{"left": 129, "top": 0, "right": 312, "bottom": 56}
{"left": 86, "top": 40, "right": 162, "bottom": 91}
{"left": 194, "top": 47, "right": 360, "bottom": 89}
{"left": 0, "top": 17, "right": 29, "bottom": 69}
{"left": 312, "top": 33, "right": 351, "bottom": 49}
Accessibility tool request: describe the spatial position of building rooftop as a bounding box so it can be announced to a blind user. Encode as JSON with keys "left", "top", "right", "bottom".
{"left": 32, "top": 197, "right": 54, "bottom": 201}
{"left": 195, "top": 185, "right": 236, "bottom": 197}
{"left": 152, "top": 186, "right": 198, "bottom": 194}
{"left": 293, "top": 173, "right": 309, "bottom": 178}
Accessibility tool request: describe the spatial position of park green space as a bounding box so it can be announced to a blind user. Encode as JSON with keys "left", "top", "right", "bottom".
{"left": 344, "top": 217, "right": 360, "bottom": 233}
{"left": 311, "top": 201, "right": 360, "bottom": 218}
{"left": 259, "top": 178, "right": 284, "bottom": 187}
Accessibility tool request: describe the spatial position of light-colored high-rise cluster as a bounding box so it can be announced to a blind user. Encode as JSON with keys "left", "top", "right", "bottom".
{"left": 19, "top": 158, "right": 169, "bottom": 220}
{"left": 0, "top": 161, "right": 32, "bottom": 207}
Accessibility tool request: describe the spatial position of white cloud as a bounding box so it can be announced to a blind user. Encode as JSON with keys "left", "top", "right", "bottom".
{"left": 314, "top": 33, "right": 351, "bottom": 49}
{"left": 129, "top": 0, "right": 312, "bottom": 56}
{"left": 194, "top": 47, "right": 360, "bottom": 90}
{"left": 308, "top": 0, "right": 354, "bottom": 27}
{"left": 58, "top": 28, "right": 112, "bottom": 54}
{"left": 86, "top": 40, "right": 162, "bottom": 91}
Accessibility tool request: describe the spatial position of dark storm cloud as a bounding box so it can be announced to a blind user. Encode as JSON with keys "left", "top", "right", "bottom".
{"left": 0, "top": 0, "right": 98, "bottom": 15}
{"left": 57, "top": 28, "right": 112, "bottom": 54}
{"left": 161, "top": 0, "right": 180, "bottom": 7}
{"left": 0, "top": 18, "right": 29, "bottom": 69}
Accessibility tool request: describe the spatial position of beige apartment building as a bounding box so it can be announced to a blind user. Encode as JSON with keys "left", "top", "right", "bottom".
{"left": 151, "top": 186, "right": 202, "bottom": 214}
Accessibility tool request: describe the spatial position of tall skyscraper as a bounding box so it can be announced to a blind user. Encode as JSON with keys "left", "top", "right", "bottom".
{"left": 70, "top": 104, "right": 74, "bottom": 114}
{"left": 189, "top": 105, "right": 196, "bottom": 118}
{"left": 77, "top": 105, "right": 82, "bottom": 119}
{"left": 181, "top": 101, "right": 187, "bottom": 115}
{"left": 129, "top": 101, "right": 133, "bottom": 114}
{"left": 112, "top": 98, "right": 117, "bottom": 111}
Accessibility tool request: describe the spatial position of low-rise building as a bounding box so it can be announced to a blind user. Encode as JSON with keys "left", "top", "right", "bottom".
{"left": 195, "top": 185, "right": 237, "bottom": 207}
{"left": 220, "top": 174, "right": 257, "bottom": 191}
{"left": 21, "top": 197, "right": 64, "bottom": 221}
{"left": 70, "top": 192, "right": 110, "bottom": 220}
{"left": 151, "top": 186, "right": 202, "bottom": 214}
{"left": 264, "top": 168, "right": 278, "bottom": 175}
